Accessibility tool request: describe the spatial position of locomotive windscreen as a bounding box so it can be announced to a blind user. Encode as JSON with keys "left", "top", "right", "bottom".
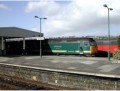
{"left": 90, "top": 40, "right": 97, "bottom": 46}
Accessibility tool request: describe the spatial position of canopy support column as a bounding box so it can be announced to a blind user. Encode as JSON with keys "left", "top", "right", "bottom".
{"left": 22, "top": 38, "right": 26, "bottom": 55}
{"left": 1, "top": 37, "right": 5, "bottom": 56}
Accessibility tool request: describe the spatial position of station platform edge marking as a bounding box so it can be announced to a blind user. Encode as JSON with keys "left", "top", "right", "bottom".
{"left": 0, "top": 63, "right": 120, "bottom": 79}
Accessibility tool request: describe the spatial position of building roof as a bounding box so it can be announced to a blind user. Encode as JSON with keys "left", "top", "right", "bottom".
{"left": 0, "top": 27, "right": 41, "bottom": 37}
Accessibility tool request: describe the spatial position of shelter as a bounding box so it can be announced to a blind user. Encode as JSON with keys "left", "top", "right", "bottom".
{"left": 0, "top": 27, "right": 41, "bottom": 55}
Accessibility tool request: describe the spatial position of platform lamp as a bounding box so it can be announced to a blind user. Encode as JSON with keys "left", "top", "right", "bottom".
{"left": 34, "top": 16, "right": 47, "bottom": 58}
{"left": 103, "top": 4, "right": 113, "bottom": 61}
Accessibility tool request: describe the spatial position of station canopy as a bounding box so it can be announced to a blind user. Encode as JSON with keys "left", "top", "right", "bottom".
{"left": 0, "top": 27, "right": 41, "bottom": 37}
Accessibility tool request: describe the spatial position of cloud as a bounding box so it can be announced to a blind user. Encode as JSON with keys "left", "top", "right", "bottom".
{"left": 0, "top": 4, "right": 11, "bottom": 11}
{"left": 25, "top": 0, "right": 60, "bottom": 16}
{"left": 25, "top": 0, "right": 120, "bottom": 37}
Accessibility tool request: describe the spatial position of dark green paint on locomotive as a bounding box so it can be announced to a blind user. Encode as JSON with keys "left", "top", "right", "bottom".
{"left": 43, "top": 38, "right": 97, "bottom": 55}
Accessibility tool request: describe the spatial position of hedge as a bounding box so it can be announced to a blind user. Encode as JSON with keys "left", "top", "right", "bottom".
{"left": 113, "top": 50, "right": 120, "bottom": 60}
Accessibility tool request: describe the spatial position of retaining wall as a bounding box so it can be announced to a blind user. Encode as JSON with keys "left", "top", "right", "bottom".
{"left": 0, "top": 64, "right": 120, "bottom": 90}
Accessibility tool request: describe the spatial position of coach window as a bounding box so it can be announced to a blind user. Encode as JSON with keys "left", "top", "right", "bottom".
{"left": 84, "top": 41, "right": 89, "bottom": 47}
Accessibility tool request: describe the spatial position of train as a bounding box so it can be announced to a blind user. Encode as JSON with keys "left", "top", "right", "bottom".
{"left": 42, "top": 37, "right": 98, "bottom": 56}
{"left": 5, "top": 37, "right": 118, "bottom": 56}
{"left": 94, "top": 37, "right": 118, "bottom": 56}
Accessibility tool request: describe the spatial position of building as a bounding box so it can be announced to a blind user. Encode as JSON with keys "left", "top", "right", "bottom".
{"left": 0, "top": 27, "right": 41, "bottom": 56}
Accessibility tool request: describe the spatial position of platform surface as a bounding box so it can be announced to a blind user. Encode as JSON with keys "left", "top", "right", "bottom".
{"left": 0, "top": 55, "right": 120, "bottom": 78}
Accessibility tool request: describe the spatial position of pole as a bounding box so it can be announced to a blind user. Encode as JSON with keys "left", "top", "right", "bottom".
{"left": 34, "top": 16, "right": 47, "bottom": 58}
{"left": 108, "top": 8, "right": 110, "bottom": 61}
{"left": 103, "top": 4, "right": 113, "bottom": 61}
{"left": 40, "top": 18, "right": 42, "bottom": 58}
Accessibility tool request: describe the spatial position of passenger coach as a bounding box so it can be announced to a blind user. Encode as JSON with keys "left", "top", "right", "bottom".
{"left": 43, "top": 38, "right": 98, "bottom": 56}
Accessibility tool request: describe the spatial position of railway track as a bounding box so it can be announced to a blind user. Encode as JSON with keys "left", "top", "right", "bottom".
{"left": 0, "top": 75, "right": 46, "bottom": 90}
{"left": 0, "top": 81, "right": 24, "bottom": 90}
{"left": 0, "top": 74, "right": 73, "bottom": 90}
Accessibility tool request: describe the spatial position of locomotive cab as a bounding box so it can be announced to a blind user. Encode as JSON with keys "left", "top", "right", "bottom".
{"left": 89, "top": 40, "right": 98, "bottom": 55}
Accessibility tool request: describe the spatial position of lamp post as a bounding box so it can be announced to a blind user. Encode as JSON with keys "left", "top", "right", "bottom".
{"left": 103, "top": 4, "right": 113, "bottom": 61}
{"left": 35, "top": 16, "right": 47, "bottom": 58}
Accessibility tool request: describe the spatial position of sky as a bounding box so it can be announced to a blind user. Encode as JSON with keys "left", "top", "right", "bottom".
{"left": 0, "top": 0, "right": 120, "bottom": 38}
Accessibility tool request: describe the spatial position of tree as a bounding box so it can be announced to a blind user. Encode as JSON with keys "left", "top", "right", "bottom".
{"left": 117, "top": 36, "right": 120, "bottom": 49}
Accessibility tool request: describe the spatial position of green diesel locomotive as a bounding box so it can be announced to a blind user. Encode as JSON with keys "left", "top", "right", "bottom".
{"left": 43, "top": 38, "right": 98, "bottom": 56}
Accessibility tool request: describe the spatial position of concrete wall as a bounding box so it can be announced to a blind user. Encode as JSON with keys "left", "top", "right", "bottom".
{"left": 0, "top": 64, "right": 120, "bottom": 90}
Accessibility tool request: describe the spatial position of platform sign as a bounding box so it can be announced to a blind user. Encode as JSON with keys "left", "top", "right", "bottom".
{"left": 36, "top": 37, "right": 44, "bottom": 40}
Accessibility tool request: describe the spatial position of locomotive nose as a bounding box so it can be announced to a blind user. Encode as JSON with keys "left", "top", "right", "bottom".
{"left": 90, "top": 46, "right": 98, "bottom": 55}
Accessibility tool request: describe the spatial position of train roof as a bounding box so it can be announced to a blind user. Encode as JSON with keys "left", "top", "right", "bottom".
{"left": 46, "top": 37, "right": 94, "bottom": 40}
{"left": 46, "top": 37, "right": 95, "bottom": 43}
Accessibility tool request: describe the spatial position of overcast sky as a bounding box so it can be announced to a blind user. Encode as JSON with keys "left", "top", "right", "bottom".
{"left": 0, "top": 0, "right": 120, "bottom": 38}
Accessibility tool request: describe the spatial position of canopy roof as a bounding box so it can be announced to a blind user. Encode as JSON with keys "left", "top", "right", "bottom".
{"left": 0, "top": 27, "right": 41, "bottom": 37}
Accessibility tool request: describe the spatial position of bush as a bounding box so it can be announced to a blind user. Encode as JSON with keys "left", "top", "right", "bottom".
{"left": 117, "top": 36, "right": 120, "bottom": 49}
{"left": 113, "top": 50, "right": 120, "bottom": 60}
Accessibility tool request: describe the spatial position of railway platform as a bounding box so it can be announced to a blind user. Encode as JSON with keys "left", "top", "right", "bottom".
{"left": 0, "top": 55, "right": 120, "bottom": 90}
{"left": 0, "top": 55, "right": 119, "bottom": 76}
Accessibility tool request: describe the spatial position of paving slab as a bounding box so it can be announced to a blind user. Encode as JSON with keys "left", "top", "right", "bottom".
{"left": 0, "top": 55, "right": 120, "bottom": 78}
